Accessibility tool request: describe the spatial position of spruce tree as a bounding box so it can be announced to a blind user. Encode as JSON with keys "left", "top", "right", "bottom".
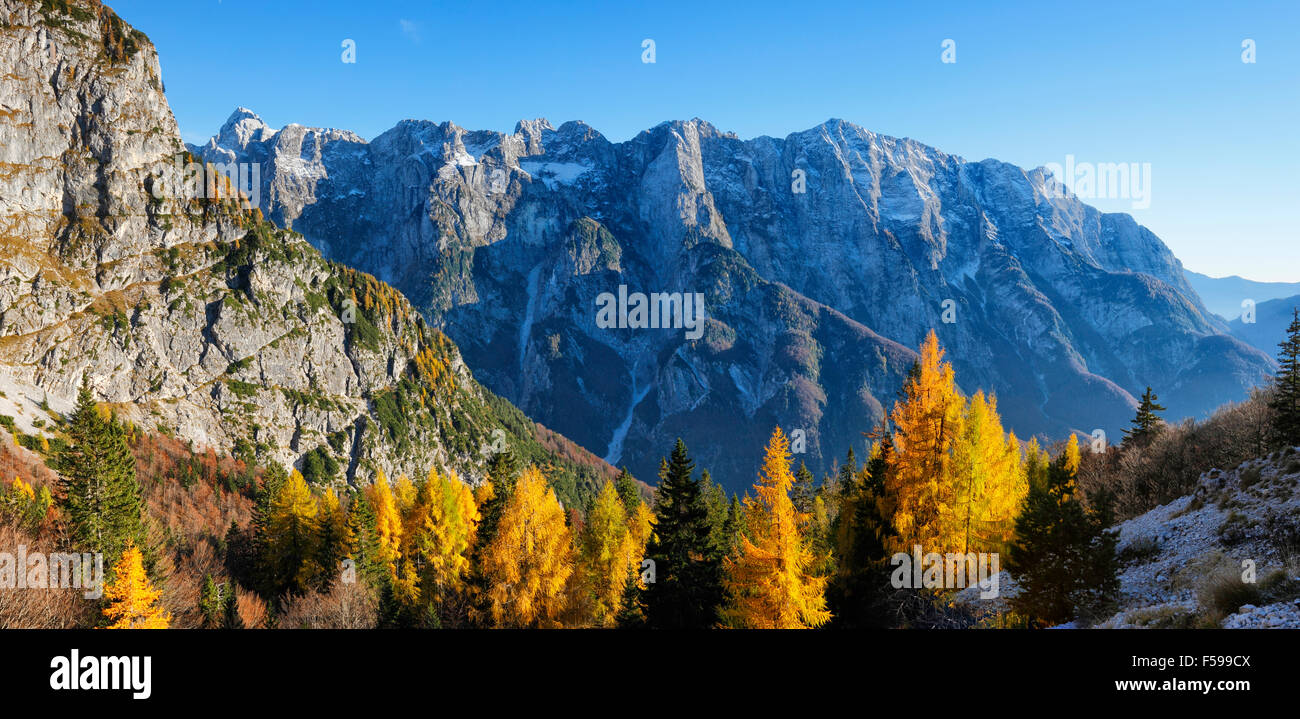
{"left": 1270, "top": 308, "right": 1300, "bottom": 445}
{"left": 828, "top": 435, "right": 896, "bottom": 628}
{"left": 199, "top": 574, "right": 223, "bottom": 627}
{"left": 792, "top": 461, "right": 816, "bottom": 514}
{"left": 641, "top": 439, "right": 724, "bottom": 629}
{"left": 1122, "top": 386, "right": 1166, "bottom": 449}
{"left": 57, "top": 376, "right": 144, "bottom": 567}
{"left": 614, "top": 467, "right": 641, "bottom": 515}
{"left": 221, "top": 582, "right": 244, "bottom": 629}
{"left": 1007, "top": 450, "right": 1118, "bottom": 626}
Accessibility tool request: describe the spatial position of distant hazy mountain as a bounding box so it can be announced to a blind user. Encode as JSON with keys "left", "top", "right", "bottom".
{"left": 1228, "top": 294, "right": 1300, "bottom": 356}
{"left": 1185, "top": 270, "right": 1300, "bottom": 320}
{"left": 191, "top": 110, "right": 1273, "bottom": 492}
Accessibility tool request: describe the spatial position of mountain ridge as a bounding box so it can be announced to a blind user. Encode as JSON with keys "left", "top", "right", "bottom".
{"left": 190, "top": 106, "right": 1273, "bottom": 491}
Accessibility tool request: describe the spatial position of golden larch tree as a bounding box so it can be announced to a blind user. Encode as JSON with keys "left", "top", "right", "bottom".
{"left": 102, "top": 543, "right": 170, "bottom": 629}
{"left": 576, "top": 480, "right": 634, "bottom": 626}
{"left": 951, "top": 391, "right": 1027, "bottom": 554}
{"left": 722, "top": 427, "right": 831, "bottom": 629}
{"left": 368, "top": 469, "right": 403, "bottom": 584}
{"left": 267, "top": 469, "right": 323, "bottom": 592}
{"left": 885, "top": 330, "right": 967, "bottom": 553}
{"left": 479, "top": 466, "right": 574, "bottom": 627}
{"left": 405, "top": 466, "right": 480, "bottom": 608}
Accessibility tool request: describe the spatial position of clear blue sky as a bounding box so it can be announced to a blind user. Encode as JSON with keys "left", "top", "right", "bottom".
{"left": 112, "top": 0, "right": 1300, "bottom": 282}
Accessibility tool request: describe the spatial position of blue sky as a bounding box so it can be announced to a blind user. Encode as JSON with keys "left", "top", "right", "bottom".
{"left": 113, "top": 0, "right": 1300, "bottom": 281}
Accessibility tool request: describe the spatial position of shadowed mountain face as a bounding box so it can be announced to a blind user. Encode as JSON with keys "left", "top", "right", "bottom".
{"left": 192, "top": 110, "right": 1274, "bottom": 491}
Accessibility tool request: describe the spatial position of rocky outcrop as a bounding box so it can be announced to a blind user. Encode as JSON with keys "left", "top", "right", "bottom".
{"left": 0, "top": 0, "right": 612, "bottom": 500}
{"left": 1100, "top": 449, "right": 1300, "bottom": 628}
{"left": 192, "top": 107, "right": 1273, "bottom": 490}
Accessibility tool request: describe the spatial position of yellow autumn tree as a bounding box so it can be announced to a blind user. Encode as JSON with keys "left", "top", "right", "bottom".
{"left": 368, "top": 469, "right": 402, "bottom": 585}
{"left": 479, "top": 466, "right": 574, "bottom": 628}
{"left": 266, "top": 469, "right": 322, "bottom": 593}
{"left": 885, "top": 330, "right": 967, "bottom": 554}
{"left": 102, "top": 543, "right": 170, "bottom": 629}
{"left": 404, "top": 466, "right": 480, "bottom": 610}
{"left": 316, "top": 487, "right": 352, "bottom": 584}
{"left": 575, "top": 480, "right": 636, "bottom": 627}
{"left": 393, "top": 474, "right": 417, "bottom": 515}
{"left": 626, "top": 500, "right": 654, "bottom": 587}
{"left": 1062, "top": 432, "right": 1081, "bottom": 477}
{"left": 723, "top": 427, "right": 831, "bottom": 629}
{"left": 951, "top": 391, "right": 1027, "bottom": 554}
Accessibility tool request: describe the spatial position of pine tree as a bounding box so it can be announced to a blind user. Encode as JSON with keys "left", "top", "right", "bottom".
{"left": 1271, "top": 308, "right": 1300, "bottom": 445}
{"left": 57, "top": 377, "right": 144, "bottom": 566}
{"left": 1007, "top": 445, "right": 1118, "bottom": 626}
{"left": 1123, "top": 386, "right": 1167, "bottom": 449}
{"left": 101, "top": 543, "right": 170, "bottom": 629}
{"left": 828, "top": 434, "right": 898, "bottom": 627}
{"left": 723, "top": 427, "right": 831, "bottom": 628}
{"left": 478, "top": 466, "right": 574, "bottom": 627}
{"left": 641, "top": 439, "right": 725, "bottom": 629}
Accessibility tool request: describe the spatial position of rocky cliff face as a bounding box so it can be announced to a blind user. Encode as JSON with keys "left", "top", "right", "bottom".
{"left": 191, "top": 106, "right": 1275, "bottom": 490}
{"left": 0, "top": 0, "right": 612, "bottom": 501}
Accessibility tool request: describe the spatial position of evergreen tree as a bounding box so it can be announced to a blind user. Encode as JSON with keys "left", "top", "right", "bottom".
{"left": 792, "top": 461, "right": 816, "bottom": 514}
{"left": 315, "top": 487, "right": 351, "bottom": 590}
{"left": 700, "top": 470, "right": 734, "bottom": 556}
{"left": 56, "top": 377, "right": 144, "bottom": 567}
{"left": 1007, "top": 444, "right": 1119, "bottom": 626}
{"left": 828, "top": 434, "right": 897, "bottom": 627}
{"left": 614, "top": 467, "right": 641, "bottom": 516}
{"left": 221, "top": 582, "right": 244, "bottom": 629}
{"left": 1122, "top": 386, "right": 1167, "bottom": 449}
{"left": 1271, "top": 308, "right": 1300, "bottom": 445}
{"left": 641, "top": 439, "right": 725, "bottom": 629}
{"left": 344, "top": 490, "right": 385, "bottom": 591}
{"left": 199, "top": 574, "right": 223, "bottom": 627}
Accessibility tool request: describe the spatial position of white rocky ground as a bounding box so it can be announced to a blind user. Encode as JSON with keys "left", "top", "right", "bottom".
{"left": 953, "top": 448, "right": 1300, "bottom": 628}
{"left": 1099, "top": 448, "right": 1300, "bottom": 628}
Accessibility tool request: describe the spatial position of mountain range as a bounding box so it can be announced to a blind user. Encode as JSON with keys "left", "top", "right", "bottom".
{"left": 188, "top": 108, "right": 1275, "bottom": 490}
{"left": 1184, "top": 270, "right": 1300, "bottom": 321}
